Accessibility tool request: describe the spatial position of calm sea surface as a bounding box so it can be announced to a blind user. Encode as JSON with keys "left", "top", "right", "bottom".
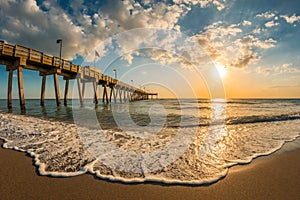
{"left": 0, "top": 99, "right": 300, "bottom": 184}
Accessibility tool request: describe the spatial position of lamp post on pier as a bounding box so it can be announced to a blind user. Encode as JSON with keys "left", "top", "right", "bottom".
{"left": 54, "top": 39, "right": 63, "bottom": 106}
{"left": 113, "top": 69, "right": 117, "bottom": 79}
{"left": 56, "top": 39, "right": 63, "bottom": 66}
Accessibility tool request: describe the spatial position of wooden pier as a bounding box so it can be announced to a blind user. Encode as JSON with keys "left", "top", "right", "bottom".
{"left": 0, "top": 40, "right": 157, "bottom": 110}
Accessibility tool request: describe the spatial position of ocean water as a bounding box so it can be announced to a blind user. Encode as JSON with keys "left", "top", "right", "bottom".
{"left": 0, "top": 99, "right": 300, "bottom": 184}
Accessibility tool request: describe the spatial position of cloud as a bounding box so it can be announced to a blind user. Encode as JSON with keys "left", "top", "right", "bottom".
{"left": 0, "top": 0, "right": 191, "bottom": 61}
{"left": 252, "top": 28, "right": 262, "bottom": 34}
{"left": 274, "top": 63, "right": 300, "bottom": 74}
{"left": 0, "top": 0, "right": 287, "bottom": 73}
{"left": 254, "top": 38, "right": 276, "bottom": 49}
{"left": 280, "top": 14, "right": 300, "bottom": 24}
{"left": 192, "top": 23, "right": 242, "bottom": 66}
{"left": 191, "top": 19, "right": 280, "bottom": 69}
{"left": 242, "top": 20, "right": 252, "bottom": 26}
{"left": 265, "top": 20, "right": 279, "bottom": 28}
{"left": 256, "top": 63, "right": 300, "bottom": 76}
{"left": 256, "top": 11, "right": 276, "bottom": 19}
{"left": 235, "top": 35, "right": 276, "bottom": 49}
{"left": 0, "top": 0, "right": 87, "bottom": 59}
{"left": 255, "top": 66, "right": 272, "bottom": 75}
{"left": 282, "top": 63, "right": 292, "bottom": 68}
{"left": 231, "top": 51, "right": 258, "bottom": 68}
{"left": 0, "top": 0, "right": 228, "bottom": 67}
{"left": 173, "top": 0, "right": 226, "bottom": 11}
{"left": 269, "top": 84, "right": 300, "bottom": 89}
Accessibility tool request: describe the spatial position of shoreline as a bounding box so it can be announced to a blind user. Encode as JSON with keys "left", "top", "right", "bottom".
{"left": 1, "top": 140, "right": 300, "bottom": 200}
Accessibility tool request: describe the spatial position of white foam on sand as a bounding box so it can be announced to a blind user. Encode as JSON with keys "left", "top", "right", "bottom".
{"left": 0, "top": 111, "right": 300, "bottom": 185}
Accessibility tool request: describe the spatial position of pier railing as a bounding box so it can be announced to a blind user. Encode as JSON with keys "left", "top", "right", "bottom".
{"left": 0, "top": 40, "right": 158, "bottom": 109}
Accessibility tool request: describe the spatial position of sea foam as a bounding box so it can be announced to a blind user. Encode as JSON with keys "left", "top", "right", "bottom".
{"left": 0, "top": 111, "right": 300, "bottom": 185}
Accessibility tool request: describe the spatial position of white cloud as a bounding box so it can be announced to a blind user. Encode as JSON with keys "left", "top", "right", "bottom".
{"left": 256, "top": 11, "right": 276, "bottom": 19}
{"left": 0, "top": 0, "right": 231, "bottom": 70}
{"left": 256, "top": 63, "right": 300, "bottom": 76}
{"left": 280, "top": 14, "right": 300, "bottom": 24}
{"left": 236, "top": 35, "right": 276, "bottom": 49}
{"left": 242, "top": 20, "right": 252, "bottom": 26}
{"left": 193, "top": 22, "right": 277, "bottom": 69}
{"left": 252, "top": 27, "right": 268, "bottom": 34}
{"left": 203, "top": 22, "right": 242, "bottom": 38}
{"left": 211, "top": 0, "right": 225, "bottom": 11}
{"left": 0, "top": 0, "right": 85, "bottom": 59}
{"left": 0, "top": 0, "right": 190, "bottom": 62}
{"left": 256, "top": 66, "right": 272, "bottom": 75}
{"left": 275, "top": 63, "right": 300, "bottom": 74}
{"left": 0, "top": 0, "right": 285, "bottom": 73}
{"left": 173, "top": 0, "right": 226, "bottom": 11}
{"left": 254, "top": 38, "right": 276, "bottom": 49}
{"left": 252, "top": 28, "right": 262, "bottom": 34}
{"left": 265, "top": 21, "right": 279, "bottom": 28}
{"left": 282, "top": 63, "right": 292, "bottom": 68}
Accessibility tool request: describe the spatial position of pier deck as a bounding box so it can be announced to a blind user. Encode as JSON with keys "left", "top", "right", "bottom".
{"left": 0, "top": 40, "right": 157, "bottom": 110}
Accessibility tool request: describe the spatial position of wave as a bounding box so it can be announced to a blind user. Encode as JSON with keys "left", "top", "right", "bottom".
{"left": 226, "top": 113, "right": 300, "bottom": 125}
{"left": 225, "top": 100, "right": 260, "bottom": 105}
{"left": 166, "top": 113, "right": 300, "bottom": 128}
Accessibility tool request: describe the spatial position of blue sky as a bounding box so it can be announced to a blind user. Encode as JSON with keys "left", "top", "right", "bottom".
{"left": 0, "top": 0, "right": 300, "bottom": 98}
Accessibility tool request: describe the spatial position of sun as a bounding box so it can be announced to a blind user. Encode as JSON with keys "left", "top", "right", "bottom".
{"left": 216, "top": 65, "right": 226, "bottom": 78}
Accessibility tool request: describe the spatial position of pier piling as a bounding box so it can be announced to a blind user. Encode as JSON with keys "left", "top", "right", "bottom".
{"left": 93, "top": 82, "right": 98, "bottom": 105}
{"left": 77, "top": 78, "right": 84, "bottom": 106}
{"left": 64, "top": 79, "right": 69, "bottom": 106}
{"left": 17, "top": 66, "right": 25, "bottom": 110}
{"left": 40, "top": 75, "right": 46, "bottom": 106}
{"left": 7, "top": 69, "right": 13, "bottom": 108}
{"left": 53, "top": 73, "right": 61, "bottom": 106}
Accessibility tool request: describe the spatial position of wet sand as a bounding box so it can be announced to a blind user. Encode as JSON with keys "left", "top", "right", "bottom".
{"left": 0, "top": 140, "right": 300, "bottom": 200}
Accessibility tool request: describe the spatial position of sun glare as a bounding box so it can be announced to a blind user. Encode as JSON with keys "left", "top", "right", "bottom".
{"left": 216, "top": 65, "right": 226, "bottom": 78}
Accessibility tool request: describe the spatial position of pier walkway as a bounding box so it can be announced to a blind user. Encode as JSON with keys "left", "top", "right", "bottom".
{"left": 0, "top": 40, "right": 157, "bottom": 110}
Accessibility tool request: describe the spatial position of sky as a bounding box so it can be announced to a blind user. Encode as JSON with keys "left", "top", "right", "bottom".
{"left": 0, "top": 0, "right": 300, "bottom": 99}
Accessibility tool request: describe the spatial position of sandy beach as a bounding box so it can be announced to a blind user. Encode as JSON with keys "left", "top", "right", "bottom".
{"left": 0, "top": 140, "right": 299, "bottom": 200}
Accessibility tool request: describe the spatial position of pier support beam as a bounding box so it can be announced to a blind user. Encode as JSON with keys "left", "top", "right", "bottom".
{"left": 93, "top": 82, "right": 98, "bottom": 105}
{"left": 82, "top": 82, "right": 86, "bottom": 98}
{"left": 64, "top": 79, "right": 69, "bottom": 106}
{"left": 53, "top": 73, "right": 61, "bottom": 106}
{"left": 123, "top": 89, "right": 126, "bottom": 102}
{"left": 40, "top": 75, "right": 46, "bottom": 106}
{"left": 115, "top": 88, "right": 119, "bottom": 102}
{"left": 7, "top": 69, "right": 13, "bottom": 108}
{"left": 129, "top": 90, "right": 132, "bottom": 102}
{"left": 109, "top": 87, "right": 113, "bottom": 103}
{"left": 102, "top": 85, "right": 109, "bottom": 104}
{"left": 17, "top": 66, "right": 25, "bottom": 110}
{"left": 77, "top": 78, "right": 84, "bottom": 106}
{"left": 98, "top": 85, "right": 101, "bottom": 103}
{"left": 119, "top": 89, "right": 121, "bottom": 102}
{"left": 105, "top": 87, "right": 109, "bottom": 104}
{"left": 127, "top": 90, "right": 130, "bottom": 101}
{"left": 113, "top": 88, "right": 116, "bottom": 103}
